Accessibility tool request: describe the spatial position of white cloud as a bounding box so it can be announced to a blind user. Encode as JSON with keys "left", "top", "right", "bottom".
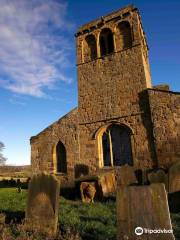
{"left": 0, "top": 0, "right": 73, "bottom": 97}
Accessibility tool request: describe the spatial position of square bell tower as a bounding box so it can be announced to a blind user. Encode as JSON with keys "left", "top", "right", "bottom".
{"left": 76, "top": 5, "right": 152, "bottom": 124}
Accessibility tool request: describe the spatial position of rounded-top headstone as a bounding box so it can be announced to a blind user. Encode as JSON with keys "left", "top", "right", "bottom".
{"left": 25, "top": 173, "right": 60, "bottom": 236}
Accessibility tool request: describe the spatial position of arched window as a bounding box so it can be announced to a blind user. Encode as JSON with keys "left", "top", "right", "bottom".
{"left": 99, "top": 28, "right": 114, "bottom": 56}
{"left": 116, "top": 21, "right": 132, "bottom": 50}
{"left": 84, "top": 34, "right": 97, "bottom": 62}
{"left": 99, "top": 124, "right": 133, "bottom": 167}
{"left": 56, "top": 141, "right": 67, "bottom": 173}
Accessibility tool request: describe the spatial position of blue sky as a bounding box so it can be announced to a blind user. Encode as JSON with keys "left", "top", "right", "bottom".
{"left": 0, "top": 0, "right": 180, "bottom": 165}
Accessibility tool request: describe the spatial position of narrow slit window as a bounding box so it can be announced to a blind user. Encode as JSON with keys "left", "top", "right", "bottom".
{"left": 56, "top": 141, "right": 67, "bottom": 173}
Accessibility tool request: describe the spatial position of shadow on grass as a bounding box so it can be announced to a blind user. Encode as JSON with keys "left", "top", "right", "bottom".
{"left": 80, "top": 215, "right": 108, "bottom": 225}
{"left": 1, "top": 210, "right": 25, "bottom": 224}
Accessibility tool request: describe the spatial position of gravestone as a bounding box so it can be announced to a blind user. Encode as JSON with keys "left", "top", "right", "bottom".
{"left": 98, "top": 170, "right": 116, "bottom": 196}
{"left": 80, "top": 182, "right": 96, "bottom": 203}
{"left": 148, "top": 169, "right": 168, "bottom": 190}
{"left": 115, "top": 165, "right": 137, "bottom": 186}
{"left": 25, "top": 173, "right": 60, "bottom": 236}
{"left": 117, "top": 184, "right": 175, "bottom": 240}
{"left": 169, "top": 161, "right": 180, "bottom": 193}
{"left": 75, "top": 170, "right": 116, "bottom": 200}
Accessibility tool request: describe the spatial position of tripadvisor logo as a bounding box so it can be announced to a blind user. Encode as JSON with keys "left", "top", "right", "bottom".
{"left": 135, "top": 226, "right": 173, "bottom": 235}
{"left": 135, "top": 227, "right": 143, "bottom": 235}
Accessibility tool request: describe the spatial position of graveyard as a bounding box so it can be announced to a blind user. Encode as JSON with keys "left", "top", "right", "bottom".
{"left": 0, "top": 163, "right": 180, "bottom": 239}
{"left": 0, "top": 187, "right": 117, "bottom": 240}
{"left": 0, "top": 187, "right": 179, "bottom": 240}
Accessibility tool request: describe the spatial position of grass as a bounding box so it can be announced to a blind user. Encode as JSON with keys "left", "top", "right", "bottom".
{"left": 60, "top": 198, "right": 116, "bottom": 240}
{"left": 0, "top": 188, "right": 116, "bottom": 240}
{"left": 0, "top": 188, "right": 179, "bottom": 239}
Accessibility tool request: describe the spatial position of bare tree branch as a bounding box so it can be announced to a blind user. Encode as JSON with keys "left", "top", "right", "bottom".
{"left": 0, "top": 141, "right": 7, "bottom": 165}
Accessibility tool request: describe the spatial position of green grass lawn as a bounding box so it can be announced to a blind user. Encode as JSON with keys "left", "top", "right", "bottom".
{"left": 0, "top": 188, "right": 179, "bottom": 240}
{"left": 0, "top": 188, "right": 116, "bottom": 240}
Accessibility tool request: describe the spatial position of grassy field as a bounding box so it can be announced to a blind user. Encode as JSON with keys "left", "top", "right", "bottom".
{"left": 0, "top": 188, "right": 116, "bottom": 240}
{"left": 0, "top": 188, "right": 179, "bottom": 240}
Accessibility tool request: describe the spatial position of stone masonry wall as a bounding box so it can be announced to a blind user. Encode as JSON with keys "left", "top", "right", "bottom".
{"left": 148, "top": 89, "right": 180, "bottom": 169}
{"left": 30, "top": 108, "right": 79, "bottom": 186}
{"left": 78, "top": 46, "right": 150, "bottom": 124}
{"left": 79, "top": 113, "right": 156, "bottom": 174}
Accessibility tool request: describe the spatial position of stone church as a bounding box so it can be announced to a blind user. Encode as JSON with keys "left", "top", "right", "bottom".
{"left": 30, "top": 5, "right": 180, "bottom": 186}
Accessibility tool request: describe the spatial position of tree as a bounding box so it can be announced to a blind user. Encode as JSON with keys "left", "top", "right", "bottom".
{"left": 0, "top": 141, "right": 7, "bottom": 165}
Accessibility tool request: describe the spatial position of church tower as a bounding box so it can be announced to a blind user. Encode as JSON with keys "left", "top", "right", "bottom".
{"left": 76, "top": 5, "right": 152, "bottom": 124}
{"left": 75, "top": 5, "right": 154, "bottom": 173}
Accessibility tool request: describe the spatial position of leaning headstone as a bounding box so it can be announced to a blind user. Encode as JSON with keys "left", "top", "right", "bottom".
{"left": 115, "top": 165, "right": 137, "bottom": 186}
{"left": 117, "top": 183, "right": 175, "bottom": 240}
{"left": 169, "top": 161, "right": 180, "bottom": 193}
{"left": 25, "top": 173, "right": 60, "bottom": 236}
{"left": 148, "top": 169, "right": 168, "bottom": 190}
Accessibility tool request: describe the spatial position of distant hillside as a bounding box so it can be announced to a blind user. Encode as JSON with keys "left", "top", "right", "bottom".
{"left": 0, "top": 165, "right": 31, "bottom": 179}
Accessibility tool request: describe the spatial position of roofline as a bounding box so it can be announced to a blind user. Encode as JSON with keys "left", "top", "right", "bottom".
{"left": 30, "top": 107, "right": 78, "bottom": 143}
{"left": 75, "top": 4, "right": 136, "bottom": 35}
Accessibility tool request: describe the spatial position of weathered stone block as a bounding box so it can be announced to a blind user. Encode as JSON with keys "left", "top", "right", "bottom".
{"left": 116, "top": 165, "right": 137, "bottom": 186}
{"left": 148, "top": 169, "right": 168, "bottom": 190}
{"left": 98, "top": 170, "right": 116, "bottom": 196}
{"left": 117, "top": 184, "right": 174, "bottom": 240}
{"left": 25, "top": 173, "right": 60, "bottom": 236}
{"left": 75, "top": 170, "right": 116, "bottom": 200}
{"left": 169, "top": 161, "right": 180, "bottom": 193}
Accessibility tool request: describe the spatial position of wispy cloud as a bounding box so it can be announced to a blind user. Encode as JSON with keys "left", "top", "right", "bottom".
{"left": 0, "top": 0, "right": 74, "bottom": 97}
{"left": 9, "top": 94, "right": 27, "bottom": 106}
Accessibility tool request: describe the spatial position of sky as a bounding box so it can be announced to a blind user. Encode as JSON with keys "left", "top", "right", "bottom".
{"left": 0, "top": 0, "right": 180, "bottom": 166}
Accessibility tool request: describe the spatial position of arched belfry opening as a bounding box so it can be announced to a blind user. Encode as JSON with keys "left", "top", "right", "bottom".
{"left": 99, "top": 28, "right": 114, "bottom": 56}
{"left": 84, "top": 34, "right": 97, "bottom": 62}
{"left": 117, "top": 21, "right": 132, "bottom": 50}
{"left": 56, "top": 141, "right": 67, "bottom": 173}
{"left": 98, "top": 124, "right": 133, "bottom": 167}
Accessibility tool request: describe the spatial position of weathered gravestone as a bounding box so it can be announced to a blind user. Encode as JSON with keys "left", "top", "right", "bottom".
{"left": 169, "top": 161, "right": 180, "bottom": 193}
{"left": 115, "top": 165, "right": 137, "bottom": 186}
{"left": 117, "top": 183, "right": 175, "bottom": 240}
{"left": 148, "top": 169, "right": 168, "bottom": 190}
{"left": 98, "top": 170, "right": 116, "bottom": 196}
{"left": 25, "top": 173, "right": 60, "bottom": 236}
{"left": 75, "top": 170, "right": 116, "bottom": 200}
{"left": 80, "top": 182, "right": 96, "bottom": 203}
